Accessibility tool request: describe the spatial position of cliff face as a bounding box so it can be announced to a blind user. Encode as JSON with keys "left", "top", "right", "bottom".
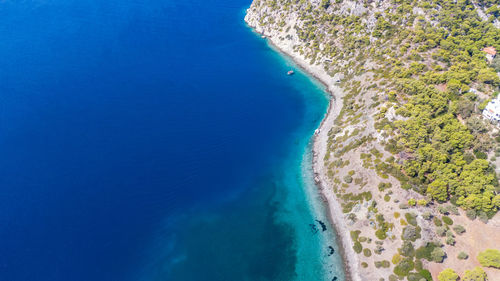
{"left": 246, "top": 0, "right": 500, "bottom": 280}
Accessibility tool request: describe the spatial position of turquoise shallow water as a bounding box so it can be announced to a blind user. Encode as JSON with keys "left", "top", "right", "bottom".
{"left": 0, "top": 0, "right": 344, "bottom": 280}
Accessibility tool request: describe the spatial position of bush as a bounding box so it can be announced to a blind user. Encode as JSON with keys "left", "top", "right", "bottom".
{"left": 417, "top": 199, "right": 427, "bottom": 206}
{"left": 478, "top": 211, "right": 489, "bottom": 223}
{"left": 438, "top": 206, "right": 448, "bottom": 215}
{"left": 375, "top": 228, "right": 387, "bottom": 240}
{"left": 452, "top": 225, "right": 465, "bottom": 235}
{"left": 350, "top": 230, "right": 361, "bottom": 241}
{"left": 442, "top": 216, "right": 453, "bottom": 225}
{"left": 466, "top": 209, "right": 476, "bottom": 220}
{"left": 392, "top": 253, "right": 402, "bottom": 264}
{"left": 361, "top": 262, "right": 368, "bottom": 268}
{"left": 438, "top": 268, "right": 458, "bottom": 281}
{"left": 402, "top": 225, "right": 420, "bottom": 241}
{"left": 393, "top": 257, "right": 414, "bottom": 277}
{"left": 457, "top": 251, "right": 468, "bottom": 260}
{"left": 343, "top": 175, "right": 353, "bottom": 183}
{"left": 445, "top": 236, "right": 455, "bottom": 246}
{"left": 399, "top": 203, "right": 409, "bottom": 209}
{"left": 416, "top": 242, "right": 438, "bottom": 261}
{"left": 408, "top": 198, "right": 416, "bottom": 206}
{"left": 463, "top": 266, "right": 487, "bottom": 281}
{"left": 436, "top": 226, "right": 447, "bottom": 237}
{"left": 353, "top": 241, "right": 363, "bottom": 253}
{"left": 399, "top": 241, "right": 415, "bottom": 257}
{"left": 405, "top": 212, "right": 418, "bottom": 226}
{"left": 434, "top": 217, "right": 443, "bottom": 226}
{"left": 431, "top": 247, "right": 446, "bottom": 263}
{"left": 422, "top": 211, "right": 432, "bottom": 220}
{"left": 477, "top": 249, "right": 500, "bottom": 268}
{"left": 363, "top": 248, "right": 372, "bottom": 257}
{"left": 419, "top": 269, "right": 432, "bottom": 281}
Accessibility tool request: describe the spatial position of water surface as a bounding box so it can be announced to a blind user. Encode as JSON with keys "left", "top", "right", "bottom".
{"left": 0, "top": 0, "right": 344, "bottom": 280}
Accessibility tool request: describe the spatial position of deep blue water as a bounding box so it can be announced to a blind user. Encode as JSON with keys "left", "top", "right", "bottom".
{"left": 0, "top": 0, "right": 344, "bottom": 280}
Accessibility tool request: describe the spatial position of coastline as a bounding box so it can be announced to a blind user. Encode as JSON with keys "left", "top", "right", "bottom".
{"left": 244, "top": 13, "right": 361, "bottom": 281}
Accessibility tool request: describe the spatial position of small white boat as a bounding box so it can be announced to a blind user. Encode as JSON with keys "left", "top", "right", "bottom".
{"left": 261, "top": 35, "right": 266, "bottom": 39}
{"left": 287, "top": 70, "right": 294, "bottom": 75}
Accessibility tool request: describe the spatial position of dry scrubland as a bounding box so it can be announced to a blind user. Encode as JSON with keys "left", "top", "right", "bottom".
{"left": 246, "top": 0, "right": 500, "bottom": 280}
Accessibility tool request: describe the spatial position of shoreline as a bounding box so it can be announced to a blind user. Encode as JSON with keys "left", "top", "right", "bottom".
{"left": 244, "top": 16, "right": 361, "bottom": 281}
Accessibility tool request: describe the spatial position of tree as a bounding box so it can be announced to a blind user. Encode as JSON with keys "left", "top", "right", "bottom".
{"left": 431, "top": 247, "right": 446, "bottom": 262}
{"left": 438, "top": 268, "right": 459, "bottom": 281}
{"left": 478, "top": 249, "right": 500, "bottom": 268}
{"left": 463, "top": 266, "right": 487, "bottom": 281}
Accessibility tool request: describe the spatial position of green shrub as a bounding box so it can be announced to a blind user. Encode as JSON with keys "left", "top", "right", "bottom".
{"left": 436, "top": 226, "right": 447, "bottom": 237}
{"left": 445, "top": 236, "right": 455, "bottom": 246}
{"left": 452, "top": 225, "right": 465, "bottom": 235}
{"left": 422, "top": 212, "right": 432, "bottom": 220}
{"left": 478, "top": 211, "right": 489, "bottom": 223}
{"left": 419, "top": 269, "right": 432, "bottom": 281}
{"left": 375, "top": 228, "right": 387, "bottom": 240}
{"left": 442, "top": 216, "right": 453, "bottom": 225}
{"left": 401, "top": 225, "right": 420, "bottom": 241}
{"left": 392, "top": 253, "right": 402, "bottom": 264}
{"left": 343, "top": 175, "right": 353, "bottom": 183}
{"left": 466, "top": 209, "right": 477, "bottom": 220}
{"left": 434, "top": 217, "right": 443, "bottom": 226}
{"left": 363, "top": 248, "right": 372, "bottom": 257}
{"left": 416, "top": 242, "right": 438, "bottom": 261}
{"left": 361, "top": 262, "right": 368, "bottom": 268}
{"left": 457, "top": 251, "right": 468, "bottom": 260}
{"left": 405, "top": 212, "right": 418, "bottom": 226}
{"left": 438, "top": 268, "right": 458, "bottom": 281}
{"left": 393, "top": 257, "right": 414, "bottom": 277}
{"left": 399, "top": 241, "right": 415, "bottom": 257}
{"left": 431, "top": 247, "right": 446, "bottom": 263}
{"left": 350, "top": 230, "right": 361, "bottom": 241}
{"left": 463, "top": 266, "right": 487, "bottom": 281}
{"left": 353, "top": 241, "right": 362, "bottom": 253}
{"left": 477, "top": 249, "right": 500, "bottom": 268}
{"left": 408, "top": 198, "right": 416, "bottom": 206}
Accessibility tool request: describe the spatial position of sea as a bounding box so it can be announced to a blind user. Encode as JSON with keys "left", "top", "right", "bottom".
{"left": 0, "top": 0, "right": 345, "bottom": 280}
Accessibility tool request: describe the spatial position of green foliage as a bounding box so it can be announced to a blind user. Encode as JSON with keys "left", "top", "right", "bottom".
{"left": 343, "top": 175, "right": 353, "bottom": 183}
{"left": 393, "top": 257, "right": 414, "bottom": 277}
{"left": 434, "top": 217, "right": 443, "bottom": 227}
{"left": 431, "top": 247, "right": 446, "bottom": 263}
{"left": 353, "top": 241, "right": 363, "bottom": 253}
{"left": 399, "top": 241, "right": 415, "bottom": 257}
{"left": 452, "top": 225, "right": 465, "bottom": 235}
{"left": 392, "top": 253, "right": 402, "bottom": 264}
{"left": 477, "top": 249, "right": 500, "bottom": 268}
{"left": 442, "top": 216, "right": 453, "bottom": 225}
{"left": 438, "top": 268, "right": 458, "bottom": 281}
{"left": 350, "top": 230, "right": 361, "bottom": 241}
{"left": 405, "top": 212, "right": 418, "bottom": 226}
{"left": 457, "top": 251, "right": 468, "bottom": 260}
{"left": 418, "top": 269, "right": 432, "bottom": 281}
{"left": 408, "top": 198, "right": 416, "bottom": 206}
{"left": 463, "top": 266, "right": 487, "bottom": 281}
{"left": 363, "top": 248, "right": 372, "bottom": 257}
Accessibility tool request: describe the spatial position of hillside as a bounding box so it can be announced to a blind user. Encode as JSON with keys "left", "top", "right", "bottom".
{"left": 246, "top": 0, "right": 500, "bottom": 280}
